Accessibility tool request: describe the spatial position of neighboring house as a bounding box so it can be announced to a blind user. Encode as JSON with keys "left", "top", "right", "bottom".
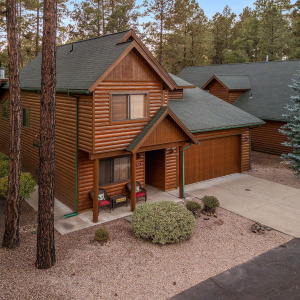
{"left": 178, "top": 60, "right": 300, "bottom": 156}
{"left": 0, "top": 30, "right": 262, "bottom": 222}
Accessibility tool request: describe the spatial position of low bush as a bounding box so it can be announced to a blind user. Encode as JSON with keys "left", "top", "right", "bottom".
{"left": 94, "top": 227, "right": 110, "bottom": 244}
{"left": 0, "top": 160, "right": 9, "bottom": 179}
{"left": 0, "top": 152, "right": 8, "bottom": 162}
{"left": 202, "top": 196, "right": 220, "bottom": 211}
{"left": 131, "top": 201, "right": 195, "bottom": 245}
{"left": 0, "top": 172, "right": 36, "bottom": 200}
{"left": 186, "top": 200, "right": 201, "bottom": 212}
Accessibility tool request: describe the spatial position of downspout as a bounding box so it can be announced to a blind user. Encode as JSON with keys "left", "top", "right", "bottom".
{"left": 249, "top": 130, "right": 252, "bottom": 171}
{"left": 63, "top": 93, "right": 79, "bottom": 218}
{"left": 181, "top": 143, "right": 193, "bottom": 198}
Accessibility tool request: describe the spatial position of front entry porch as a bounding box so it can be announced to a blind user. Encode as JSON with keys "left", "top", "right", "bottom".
{"left": 55, "top": 185, "right": 182, "bottom": 235}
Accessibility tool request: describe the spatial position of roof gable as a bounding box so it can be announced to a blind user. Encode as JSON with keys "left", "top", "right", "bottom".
{"left": 103, "top": 48, "right": 160, "bottom": 82}
{"left": 126, "top": 107, "right": 198, "bottom": 153}
{"left": 13, "top": 30, "right": 178, "bottom": 92}
{"left": 202, "top": 75, "right": 251, "bottom": 91}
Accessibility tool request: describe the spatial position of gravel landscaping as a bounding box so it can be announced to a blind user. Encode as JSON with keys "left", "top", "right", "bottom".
{"left": 247, "top": 151, "right": 300, "bottom": 189}
{"left": 0, "top": 197, "right": 292, "bottom": 300}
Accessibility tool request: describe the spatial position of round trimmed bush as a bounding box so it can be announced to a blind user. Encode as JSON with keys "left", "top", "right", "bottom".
{"left": 131, "top": 201, "right": 195, "bottom": 245}
{"left": 202, "top": 196, "right": 220, "bottom": 211}
{"left": 94, "top": 227, "right": 110, "bottom": 244}
{"left": 186, "top": 200, "right": 201, "bottom": 212}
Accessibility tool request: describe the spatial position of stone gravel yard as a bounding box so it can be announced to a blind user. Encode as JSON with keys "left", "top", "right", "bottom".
{"left": 0, "top": 197, "right": 292, "bottom": 300}
{"left": 247, "top": 151, "right": 300, "bottom": 189}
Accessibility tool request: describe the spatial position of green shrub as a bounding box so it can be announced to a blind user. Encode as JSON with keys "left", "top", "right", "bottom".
{"left": 94, "top": 227, "right": 110, "bottom": 244}
{"left": 202, "top": 196, "right": 220, "bottom": 211}
{"left": 131, "top": 201, "right": 195, "bottom": 245}
{"left": 186, "top": 200, "right": 201, "bottom": 212}
{"left": 0, "top": 152, "right": 8, "bottom": 162}
{"left": 0, "top": 160, "right": 8, "bottom": 178}
{"left": 0, "top": 172, "right": 36, "bottom": 200}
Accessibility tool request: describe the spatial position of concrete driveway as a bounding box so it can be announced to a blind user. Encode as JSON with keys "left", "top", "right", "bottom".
{"left": 169, "top": 173, "right": 300, "bottom": 237}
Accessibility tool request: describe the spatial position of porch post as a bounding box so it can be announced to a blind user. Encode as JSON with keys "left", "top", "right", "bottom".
{"left": 130, "top": 153, "right": 136, "bottom": 212}
{"left": 93, "top": 159, "right": 99, "bottom": 223}
{"left": 179, "top": 146, "right": 183, "bottom": 198}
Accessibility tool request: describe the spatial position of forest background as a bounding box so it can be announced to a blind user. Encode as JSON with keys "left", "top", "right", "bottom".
{"left": 0, "top": 0, "right": 299, "bottom": 74}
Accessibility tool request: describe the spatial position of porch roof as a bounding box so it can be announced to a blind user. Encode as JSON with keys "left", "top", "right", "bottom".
{"left": 126, "top": 107, "right": 198, "bottom": 153}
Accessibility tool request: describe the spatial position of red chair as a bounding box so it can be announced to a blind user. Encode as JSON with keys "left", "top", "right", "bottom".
{"left": 89, "top": 188, "right": 112, "bottom": 213}
{"left": 126, "top": 181, "right": 147, "bottom": 202}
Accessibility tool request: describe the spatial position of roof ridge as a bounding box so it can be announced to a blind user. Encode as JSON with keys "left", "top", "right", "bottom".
{"left": 215, "top": 74, "right": 249, "bottom": 76}
{"left": 57, "top": 29, "right": 131, "bottom": 48}
{"left": 186, "top": 59, "right": 300, "bottom": 68}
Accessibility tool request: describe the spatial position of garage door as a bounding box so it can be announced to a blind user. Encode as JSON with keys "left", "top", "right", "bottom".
{"left": 185, "top": 135, "right": 241, "bottom": 184}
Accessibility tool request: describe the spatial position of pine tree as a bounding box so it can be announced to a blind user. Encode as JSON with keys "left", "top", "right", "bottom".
{"left": 142, "top": 0, "right": 172, "bottom": 64}
{"left": 280, "top": 66, "right": 300, "bottom": 176}
{"left": 35, "top": 0, "right": 57, "bottom": 269}
{"left": 2, "top": 0, "right": 22, "bottom": 249}
{"left": 163, "top": 0, "right": 208, "bottom": 73}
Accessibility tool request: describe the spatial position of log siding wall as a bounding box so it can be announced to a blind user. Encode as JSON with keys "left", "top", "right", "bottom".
{"left": 93, "top": 82, "right": 164, "bottom": 153}
{"left": 0, "top": 91, "right": 82, "bottom": 210}
{"left": 251, "top": 121, "right": 292, "bottom": 155}
{"left": 165, "top": 147, "right": 178, "bottom": 191}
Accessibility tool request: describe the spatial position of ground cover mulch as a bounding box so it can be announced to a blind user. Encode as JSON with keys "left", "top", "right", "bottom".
{"left": 0, "top": 196, "right": 292, "bottom": 300}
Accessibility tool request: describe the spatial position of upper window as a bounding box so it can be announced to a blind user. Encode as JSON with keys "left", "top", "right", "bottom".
{"left": 2, "top": 98, "right": 8, "bottom": 119}
{"left": 22, "top": 108, "right": 29, "bottom": 127}
{"left": 112, "top": 94, "right": 147, "bottom": 121}
{"left": 99, "top": 156, "right": 131, "bottom": 186}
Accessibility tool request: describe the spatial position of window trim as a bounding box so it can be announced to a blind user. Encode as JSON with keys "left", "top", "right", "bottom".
{"left": 111, "top": 93, "right": 148, "bottom": 122}
{"left": 22, "top": 107, "right": 30, "bottom": 128}
{"left": 98, "top": 155, "right": 131, "bottom": 186}
{"left": 2, "top": 98, "right": 8, "bottom": 119}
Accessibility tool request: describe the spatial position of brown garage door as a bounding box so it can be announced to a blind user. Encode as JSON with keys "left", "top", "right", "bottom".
{"left": 185, "top": 135, "right": 241, "bottom": 184}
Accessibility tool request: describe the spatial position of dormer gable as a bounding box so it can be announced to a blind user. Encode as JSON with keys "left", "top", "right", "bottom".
{"left": 202, "top": 75, "right": 251, "bottom": 105}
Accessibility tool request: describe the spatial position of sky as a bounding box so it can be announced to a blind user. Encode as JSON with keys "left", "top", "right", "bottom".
{"left": 135, "top": 0, "right": 297, "bottom": 18}
{"left": 136, "top": 0, "right": 255, "bottom": 18}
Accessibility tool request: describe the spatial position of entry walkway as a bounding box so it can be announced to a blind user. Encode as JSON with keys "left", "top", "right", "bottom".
{"left": 169, "top": 173, "right": 300, "bottom": 237}
{"left": 26, "top": 185, "right": 182, "bottom": 235}
{"left": 171, "top": 238, "right": 300, "bottom": 300}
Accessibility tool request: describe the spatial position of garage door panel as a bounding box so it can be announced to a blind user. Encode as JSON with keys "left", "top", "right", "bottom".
{"left": 185, "top": 135, "right": 241, "bottom": 184}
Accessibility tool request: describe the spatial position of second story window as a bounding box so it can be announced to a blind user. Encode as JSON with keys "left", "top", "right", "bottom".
{"left": 112, "top": 94, "right": 147, "bottom": 121}
{"left": 22, "top": 108, "right": 29, "bottom": 127}
{"left": 2, "top": 98, "right": 8, "bottom": 119}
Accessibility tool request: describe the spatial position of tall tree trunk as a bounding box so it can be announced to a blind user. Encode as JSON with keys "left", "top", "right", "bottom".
{"left": 17, "top": 0, "right": 23, "bottom": 68}
{"left": 2, "top": 0, "right": 21, "bottom": 249}
{"left": 158, "top": 5, "right": 163, "bottom": 64}
{"left": 35, "top": 2, "right": 40, "bottom": 57}
{"left": 35, "top": 0, "right": 57, "bottom": 270}
{"left": 102, "top": 0, "right": 106, "bottom": 35}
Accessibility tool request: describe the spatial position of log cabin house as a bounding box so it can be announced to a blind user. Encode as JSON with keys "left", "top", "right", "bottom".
{"left": 0, "top": 30, "right": 263, "bottom": 222}
{"left": 178, "top": 60, "right": 300, "bottom": 156}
